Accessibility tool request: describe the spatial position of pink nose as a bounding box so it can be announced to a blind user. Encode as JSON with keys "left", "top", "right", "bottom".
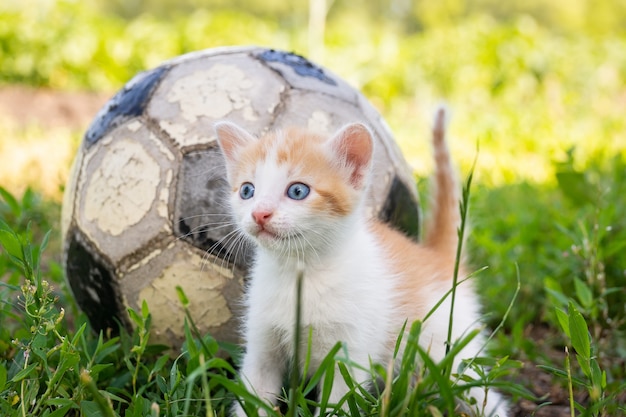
{"left": 252, "top": 210, "right": 273, "bottom": 226}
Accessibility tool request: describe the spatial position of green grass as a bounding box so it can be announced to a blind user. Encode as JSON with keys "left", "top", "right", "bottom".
{"left": 466, "top": 154, "right": 626, "bottom": 415}
{"left": 1, "top": 152, "right": 626, "bottom": 416}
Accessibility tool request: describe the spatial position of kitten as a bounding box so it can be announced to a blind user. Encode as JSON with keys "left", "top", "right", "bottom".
{"left": 214, "top": 108, "right": 509, "bottom": 417}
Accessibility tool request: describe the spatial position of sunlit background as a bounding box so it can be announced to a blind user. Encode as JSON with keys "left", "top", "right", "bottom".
{"left": 1, "top": 0, "right": 625, "bottom": 198}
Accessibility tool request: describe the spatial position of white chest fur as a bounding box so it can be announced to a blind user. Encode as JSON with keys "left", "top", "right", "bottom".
{"left": 245, "top": 225, "right": 396, "bottom": 371}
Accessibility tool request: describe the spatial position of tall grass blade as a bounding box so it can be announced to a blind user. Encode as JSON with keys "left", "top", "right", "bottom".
{"left": 446, "top": 146, "right": 478, "bottom": 362}
{"left": 287, "top": 269, "right": 304, "bottom": 417}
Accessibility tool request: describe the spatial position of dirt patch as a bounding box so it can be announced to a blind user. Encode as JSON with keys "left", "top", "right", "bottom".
{"left": 0, "top": 85, "right": 110, "bottom": 129}
{"left": 0, "top": 86, "right": 112, "bottom": 199}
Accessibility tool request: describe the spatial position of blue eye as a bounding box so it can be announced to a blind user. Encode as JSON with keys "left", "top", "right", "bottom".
{"left": 239, "top": 182, "right": 255, "bottom": 200}
{"left": 286, "top": 183, "right": 310, "bottom": 200}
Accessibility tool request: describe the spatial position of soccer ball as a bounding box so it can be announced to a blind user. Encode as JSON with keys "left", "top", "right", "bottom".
{"left": 61, "top": 46, "right": 420, "bottom": 351}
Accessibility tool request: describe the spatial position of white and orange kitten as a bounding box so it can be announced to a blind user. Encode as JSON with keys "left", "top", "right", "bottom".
{"left": 214, "top": 109, "right": 509, "bottom": 417}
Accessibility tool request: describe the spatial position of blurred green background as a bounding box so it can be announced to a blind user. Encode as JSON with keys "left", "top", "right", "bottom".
{"left": 1, "top": 0, "right": 625, "bottom": 197}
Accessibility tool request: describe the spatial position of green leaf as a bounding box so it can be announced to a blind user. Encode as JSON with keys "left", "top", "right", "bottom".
{"left": 57, "top": 350, "right": 81, "bottom": 377}
{"left": 90, "top": 364, "right": 114, "bottom": 376}
{"left": 156, "top": 375, "right": 168, "bottom": 395}
{"left": 46, "top": 398, "right": 76, "bottom": 407}
{"left": 574, "top": 278, "right": 593, "bottom": 310}
{"left": 555, "top": 308, "right": 570, "bottom": 337}
{"left": 318, "top": 359, "right": 335, "bottom": 413}
{"left": 465, "top": 356, "right": 498, "bottom": 367}
{"left": 556, "top": 170, "right": 593, "bottom": 206}
{"left": 568, "top": 302, "right": 590, "bottom": 360}
{"left": 31, "top": 332, "right": 50, "bottom": 365}
{"left": 0, "top": 363, "right": 7, "bottom": 389}
{"left": 70, "top": 322, "right": 87, "bottom": 346}
{"left": 183, "top": 319, "right": 198, "bottom": 358}
{"left": 590, "top": 360, "right": 603, "bottom": 393}
{"left": 93, "top": 335, "right": 120, "bottom": 363}
{"left": 80, "top": 400, "right": 106, "bottom": 417}
{"left": 544, "top": 276, "right": 569, "bottom": 307}
{"left": 46, "top": 402, "right": 75, "bottom": 417}
{"left": 568, "top": 301, "right": 592, "bottom": 379}
{"left": 169, "top": 357, "right": 181, "bottom": 394}
{"left": 393, "top": 320, "right": 408, "bottom": 358}
{"left": 176, "top": 285, "right": 189, "bottom": 308}
{"left": 127, "top": 307, "right": 143, "bottom": 328}
{"left": 151, "top": 354, "right": 170, "bottom": 376}
{"left": 141, "top": 299, "right": 150, "bottom": 319}
{"left": 201, "top": 334, "right": 219, "bottom": 358}
{"left": 416, "top": 344, "right": 457, "bottom": 415}
{"left": 10, "top": 363, "right": 38, "bottom": 382}
{"left": 39, "top": 229, "right": 51, "bottom": 258}
{"left": 0, "top": 186, "right": 21, "bottom": 217}
{"left": 0, "top": 220, "right": 23, "bottom": 260}
{"left": 537, "top": 364, "right": 567, "bottom": 379}
{"left": 304, "top": 342, "right": 342, "bottom": 394}
{"left": 575, "top": 354, "right": 592, "bottom": 381}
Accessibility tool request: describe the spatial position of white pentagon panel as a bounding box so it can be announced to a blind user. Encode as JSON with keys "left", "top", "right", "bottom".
{"left": 272, "top": 90, "right": 365, "bottom": 133}
{"left": 75, "top": 119, "right": 175, "bottom": 264}
{"left": 120, "top": 240, "right": 245, "bottom": 349}
{"left": 148, "top": 53, "right": 286, "bottom": 147}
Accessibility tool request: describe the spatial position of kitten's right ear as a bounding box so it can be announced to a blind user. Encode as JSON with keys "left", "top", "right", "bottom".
{"left": 329, "top": 123, "right": 374, "bottom": 190}
{"left": 214, "top": 121, "right": 256, "bottom": 163}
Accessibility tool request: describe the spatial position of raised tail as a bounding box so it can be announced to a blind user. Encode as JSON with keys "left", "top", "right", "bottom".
{"left": 423, "top": 106, "right": 462, "bottom": 259}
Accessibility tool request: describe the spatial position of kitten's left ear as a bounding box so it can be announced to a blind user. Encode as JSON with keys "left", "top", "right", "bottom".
{"left": 214, "top": 121, "right": 256, "bottom": 163}
{"left": 329, "top": 123, "right": 374, "bottom": 189}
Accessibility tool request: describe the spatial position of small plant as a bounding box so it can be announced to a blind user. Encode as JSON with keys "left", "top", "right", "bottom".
{"left": 0, "top": 217, "right": 80, "bottom": 416}
{"left": 531, "top": 153, "right": 626, "bottom": 416}
{"left": 539, "top": 300, "right": 626, "bottom": 417}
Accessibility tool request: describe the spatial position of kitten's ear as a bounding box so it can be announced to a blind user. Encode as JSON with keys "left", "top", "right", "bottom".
{"left": 214, "top": 121, "right": 256, "bottom": 163}
{"left": 329, "top": 123, "right": 374, "bottom": 189}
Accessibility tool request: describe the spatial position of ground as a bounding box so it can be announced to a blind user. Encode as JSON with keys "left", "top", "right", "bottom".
{"left": 0, "top": 85, "right": 110, "bottom": 130}
{"left": 0, "top": 86, "right": 110, "bottom": 198}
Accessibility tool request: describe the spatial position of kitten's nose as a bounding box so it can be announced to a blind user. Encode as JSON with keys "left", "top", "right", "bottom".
{"left": 252, "top": 210, "right": 273, "bottom": 226}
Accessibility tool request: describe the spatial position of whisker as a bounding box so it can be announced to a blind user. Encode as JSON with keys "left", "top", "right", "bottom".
{"left": 199, "top": 227, "right": 245, "bottom": 272}
{"left": 177, "top": 213, "right": 234, "bottom": 222}
{"left": 175, "top": 221, "right": 235, "bottom": 241}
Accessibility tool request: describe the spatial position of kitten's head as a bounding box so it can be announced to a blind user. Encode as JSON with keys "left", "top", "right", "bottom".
{"left": 214, "top": 121, "right": 373, "bottom": 259}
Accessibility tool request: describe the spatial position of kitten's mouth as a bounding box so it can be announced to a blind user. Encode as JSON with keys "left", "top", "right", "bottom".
{"left": 258, "top": 229, "right": 277, "bottom": 239}
{"left": 254, "top": 226, "right": 280, "bottom": 241}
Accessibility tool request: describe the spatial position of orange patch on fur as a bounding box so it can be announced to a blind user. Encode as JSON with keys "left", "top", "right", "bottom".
{"left": 275, "top": 128, "right": 357, "bottom": 217}
{"left": 315, "top": 188, "right": 350, "bottom": 216}
{"left": 226, "top": 126, "right": 360, "bottom": 218}
{"left": 370, "top": 221, "right": 461, "bottom": 319}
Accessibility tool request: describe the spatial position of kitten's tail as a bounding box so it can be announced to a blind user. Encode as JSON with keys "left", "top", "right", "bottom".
{"left": 423, "top": 106, "right": 462, "bottom": 259}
